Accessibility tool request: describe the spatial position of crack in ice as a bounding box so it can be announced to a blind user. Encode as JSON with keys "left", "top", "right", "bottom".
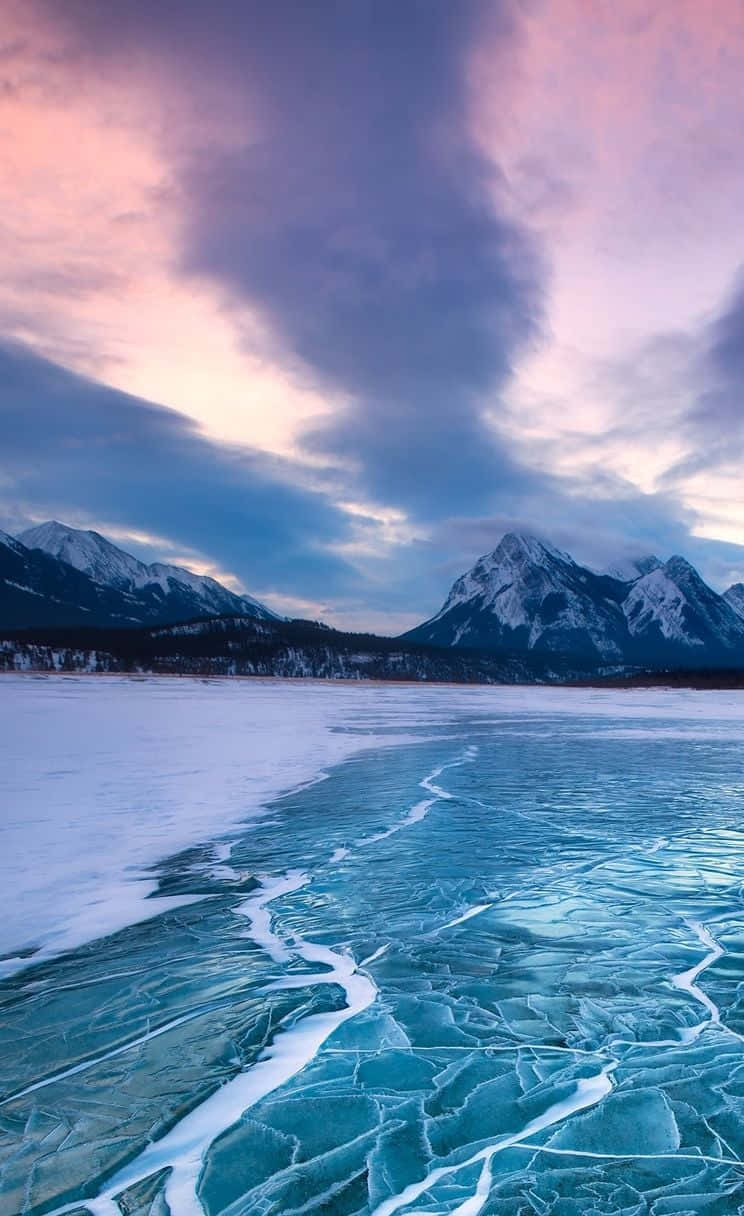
{"left": 357, "top": 748, "right": 476, "bottom": 848}
{"left": 514, "top": 1143, "right": 743, "bottom": 1168}
{"left": 673, "top": 918, "right": 723, "bottom": 1029}
{"left": 0, "top": 998, "right": 238, "bottom": 1108}
{"left": 368, "top": 1062, "right": 617, "bottom": 1216}
{"left": 42, "top": 872, "right": 378, "bottom": 1216}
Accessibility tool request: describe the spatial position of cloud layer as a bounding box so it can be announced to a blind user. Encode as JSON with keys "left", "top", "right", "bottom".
{"left": 1, "top": 0, "right": 744, "bottom": 625}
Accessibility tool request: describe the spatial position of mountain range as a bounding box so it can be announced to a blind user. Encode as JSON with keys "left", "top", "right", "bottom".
{"left": 1, "top": 522, "right": 279, "bottom": 630}
{"left": 2, "top": 522, "right": 744, "bottom": 674}
{"left": 404, "top": 532, "right": 744, "bottom": 665}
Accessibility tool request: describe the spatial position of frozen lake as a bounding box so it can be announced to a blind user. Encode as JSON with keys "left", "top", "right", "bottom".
{"left": 2, "top": 677, "right": 744, "bottom": 1215}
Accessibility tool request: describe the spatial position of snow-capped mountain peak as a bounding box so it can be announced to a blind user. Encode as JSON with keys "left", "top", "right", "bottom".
{"left": 662, "top": 554, "right": 701, "bottom": 585}
{"left": 20, "top": 522, "right": 152, "bottom": 591}
{"left": 493, "top": 531, "right": 573, "bottom": 567}
{"left": 623, "top": 563, "right": 698, "bottom": 645}
{"left": 438, "top": 532, "right": 577, "bottom": 618}
{"left": 598, "top": 555, "right": 743, "bottom": 652}
{"left": 18, "top": 521, "right": 280, "bottom": 624}
{"left": 406, "top": 531, "right": 629, "bottom": 659}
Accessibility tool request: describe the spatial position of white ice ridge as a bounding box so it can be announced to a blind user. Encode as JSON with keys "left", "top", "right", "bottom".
{"left": 359, "top": 943, "right": 390, "bottom": 967}
{"left": 673, "top": 918, "right": 723, "bottom": 1028}
{"left": 322, "top": 1044, "right": 608, "bottom": 1057}
{"left": 235, "top": 870, "right": 308, "bottom": 963}
{"left": 610, "top": 917, "right": 742, "bottom": 1052}
{"left": 511, "top": 1144, "right": 742, "bottom": 1167}
{"left": 48, "top": 873, "right": 378, "bottom": 1216}
{"left": 438, "top": 903, "right": 493, "bottom": 932}
{"left": 369, "top": 1062, "right": 617, "bottom": 1216}
{"left": 610, "top": 918, "right": 725, "bottom": 1051}
{"left": 359, "top": 746, "right": 477, "bottom": 847}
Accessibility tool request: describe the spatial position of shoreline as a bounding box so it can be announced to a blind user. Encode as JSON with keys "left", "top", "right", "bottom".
{"left": 3, "top": 668, "right": 743, "bottom": 690}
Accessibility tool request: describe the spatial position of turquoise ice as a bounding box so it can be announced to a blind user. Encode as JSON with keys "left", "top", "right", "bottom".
{"left": 2, "top": 683, "right": 744, "bottom": 1214}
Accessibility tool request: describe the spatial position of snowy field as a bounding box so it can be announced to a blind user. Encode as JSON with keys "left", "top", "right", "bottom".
{"left": 2, "top": 676, "right": 744, "bottom": 1215}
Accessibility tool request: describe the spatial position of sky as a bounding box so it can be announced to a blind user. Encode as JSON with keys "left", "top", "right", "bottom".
{"left": 2, "top": 0, "right": 744, "bottom": 631}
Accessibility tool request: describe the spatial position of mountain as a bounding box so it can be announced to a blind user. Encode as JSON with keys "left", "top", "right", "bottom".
{"left": 724, "top": 583, "right": 744, "bottom": 621}
{"left": 404, "top": 533, "right": 631, "bottom": 660}
{"left": 404, "top": 533, "right": 744, "bottom": 665}
{"left": 16, "top": 521, "right": 279, "bottom": 626}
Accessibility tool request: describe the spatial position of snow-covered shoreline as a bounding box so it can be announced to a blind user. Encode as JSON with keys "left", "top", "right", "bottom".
{"left": 0, "top": 676, "right": 441, "bottom": 976}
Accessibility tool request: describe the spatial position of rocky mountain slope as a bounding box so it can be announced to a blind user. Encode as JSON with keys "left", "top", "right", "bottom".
{"left": 623, "top": 556, "right": 744, "bottom": 653}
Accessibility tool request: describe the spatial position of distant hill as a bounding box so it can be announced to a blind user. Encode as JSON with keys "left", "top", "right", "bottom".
{"left": 0, "top": 614, "right": 624, "bottom": 683}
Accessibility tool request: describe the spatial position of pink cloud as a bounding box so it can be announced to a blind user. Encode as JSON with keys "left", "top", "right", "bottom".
{"left": 468, "top": 0, "right": 744, "bottom": 542}
{"left": 0, "top": 0, "right": 334, "bottom": 453}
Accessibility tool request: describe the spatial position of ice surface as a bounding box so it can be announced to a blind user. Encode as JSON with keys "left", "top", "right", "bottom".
{"left": 3, "top": 680, "right": 744, "bottom": 1215}
{"left": 0, "top": 676, "right": 447, "bottom": 971}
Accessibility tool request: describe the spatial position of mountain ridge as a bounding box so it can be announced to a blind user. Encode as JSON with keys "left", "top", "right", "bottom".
{"left": 1, "top": 523, "right": 279, "bottom": 630}
{"left": 3, "top": 522, "right": 744, "bottom": 671}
